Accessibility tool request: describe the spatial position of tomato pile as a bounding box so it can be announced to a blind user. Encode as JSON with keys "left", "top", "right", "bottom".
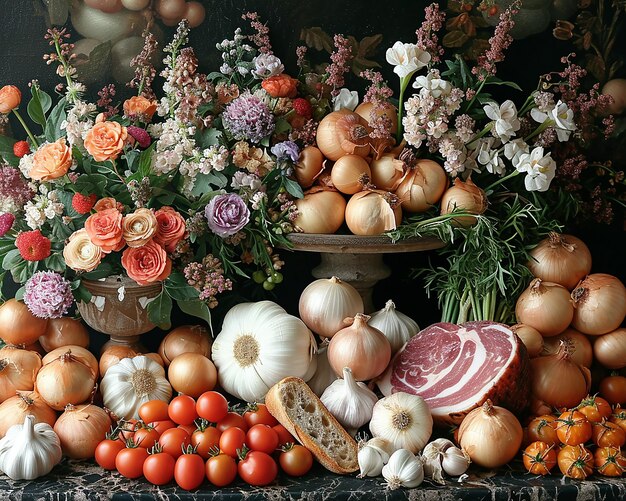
{"left": 94, "top": 391, "right": 314, "bottom": 490}
{"left": 521, "top": 394, "right": 626, "bottom": 479}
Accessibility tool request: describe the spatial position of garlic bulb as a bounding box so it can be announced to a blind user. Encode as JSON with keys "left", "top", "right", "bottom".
{"left": 422, "top": 438, "right": 455, "bottom": 484}
{"left": 382, "top": 449, "right": 424, "bottom": 489}
{"left": 357, "top": 443, "right": 385, "bottom": 478}
{"left": 320, "top": 367, "right": 378, "bottom": 432}
{"left": 441, "top": 446, "right": 471, "bottom": 476}
{"left": 306, "top": 342, "right": 339, "bottom": 396}
{"left": 369, "top": 392, "right": 433, "bottom": 453}
{"left": 368, "top": 300, "right": 420, "bottom": 354}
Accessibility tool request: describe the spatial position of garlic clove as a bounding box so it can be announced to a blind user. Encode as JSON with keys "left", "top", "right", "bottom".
{"left": 441, "top": 446, "right": 471, "bottom": 477}
{"left": 382, "top": 449, "right": 425, "bottom": 490}
{"left": 357, "top": 444, "right": 385, "bottom": 478}
{"left": 365, "top": 436, "right": 394, "bottom": 463}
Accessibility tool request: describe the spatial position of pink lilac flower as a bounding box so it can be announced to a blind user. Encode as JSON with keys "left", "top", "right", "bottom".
{"left": 473, "top": 1, "right": 519, "bottom": 79}
{"left": 326, "top": 35, "right": 353, "bottom": 97}
{"left": 205, "top": 193, "right": 250, "bottom": 237}
{"left": 128, "top": 29, "right": 158, "bottom": 100}
{"left": 23, "top": 270, "right": 74, "bottom": 319}
{"left": 242, "top": 12, "right": 273, "bottom": 54}
{"left": 416, "top": 2, "right": 446, "bottom": 63}
{"left": 222, "top": 92, "right": 275, "bottom": 143}
{"left": 97, "top": 84, "right": 118, "bottom": 118}
{"left": 0, "top": 213, "right": 15, "bottom": 236}
{"left": 296, "top": 46, "right": 308, "bottom": 69}
{"left": 184, "top": 255, "right": 233, "bottom": 309}
{"left": 0, "top": 165, "right": 35, "bottom": 210}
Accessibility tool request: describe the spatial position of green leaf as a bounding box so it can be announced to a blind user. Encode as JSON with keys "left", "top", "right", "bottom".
{"left": 485, "top": 79, "right": 523, "bottom": 91}
{"left": 147, "top": 291, "right": 172, "bottom": 330}
{"left": 284, "top": 177, "right": 304, "bottom": 199}
{"left": 27, "top": 86, "right": 52, "bottom": 128}
{"left": 74, "top": 41, "right": 112, "bottom": 85}
{"left": 358, "top": 34, "right": 384, "bottom": 57}
{"left": 138, "top": 144, "right": 155, "bottom": 177}
{"left": 14, "top": 286, "right": 25, "bottom": 301}
{"left": 177, "top": 299, "right": 212, "bottom": 332}
{"left": 300, "top": 27, "right": 334, "bottom": 53}
{"left": 0, "top": 135, "right": 18, "bottom": 167}
{"left": 11, "top": 261, "right": 30, "bottom": 284}
{"left": 196, "top": 128, "right": 222, "bottom": 149}
{"left": 164, "top": 272, "right": 200, "bottom": 301}
{"left": 2, "top": 249, "right": 22, "bottom": 271}
{"left": 72, "top": 282, "right": 92, "bottom": 304}
{"left": 74, "top": 173, "right": 109, "bottom": 194}
{"left": 82, "top": 263, "right": 114, "bottom": 280}
{"left": 44, "top": 252, "right": 66, "bottom": 273}
{"left": 274, "top": 118, "right": 292, "bottom": 137}
{"left": 44, "top": 97, "right": 67, "bottom": 143}
{"left": 443, "top": 30, "right": 469, "bottom": 48}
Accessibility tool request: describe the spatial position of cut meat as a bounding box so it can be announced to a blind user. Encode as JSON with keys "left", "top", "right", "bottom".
{"left": 389, "top": 321, "right": 530, "bottom": 427}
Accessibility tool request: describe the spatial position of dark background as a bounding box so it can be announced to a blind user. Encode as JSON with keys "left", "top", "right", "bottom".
{"left": 0, "top": 1, "right": 623, "bottom": 352}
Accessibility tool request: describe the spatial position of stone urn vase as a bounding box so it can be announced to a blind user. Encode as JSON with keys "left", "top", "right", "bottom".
{"left": 76, "top": 275, "right": 162, "bottom": 352}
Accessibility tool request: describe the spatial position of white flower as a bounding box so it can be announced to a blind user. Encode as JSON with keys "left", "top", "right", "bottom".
{"left": 412, "top": 71, "right": 452, "bottom": 98}
{"left": 385, "top": 41, "right": 431, "bottom": 78}
{"left": 476, "top": 138, "right": 505, "bottom": 175}
{"left": 530, "top": 100, "right": 576, "bottom": 141}
{"left": 483, "top": 100, "right": 520, "bottom": 141}
{"left": 252, "top": 54, "right": 284, "bottom": 79}
{"left": 332, "top": 88, "right": 359, "bottom": 112}
{"left": 504, "top": 138, "right": 529, "bottom": 168}
{"left": 515, "top": 146, "right": 556, "bottom": 192}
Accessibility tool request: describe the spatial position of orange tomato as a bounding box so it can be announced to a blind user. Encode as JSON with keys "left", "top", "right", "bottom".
{"left": 522, "top": 441, "right": 557, "bottom": 475}
{"left": 576, "top": 395, "right": 612, "bottom": 423}
{"left": 600, "top": 375, "right": 626, "bottom": 405}
{"left": 594, "top": 446, "right": 626, "bottom": 477}
{"left": 525, "top": 415, "right": 559, "bottom": 447}
{"left": 556, "top": 410, "right": 592, "bottom": 446}
{"left": 557, "top": 444, "right": 594, "bottom": 479}
{"left": 591, "top": 420, "right": 626, "bottom": 448}
{"left": 609, "top": 404, "right": 626, "bottom": 433}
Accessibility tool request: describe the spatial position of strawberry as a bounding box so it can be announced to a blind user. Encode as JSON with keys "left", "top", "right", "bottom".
{"left": 72, "top": 193, "right": 98, "bottom": 215}
{"left": 292, "top": 98, "right": 312, "bottom": 119}
{"left": 13, "top": 140, "right": 30, "bottom": 158}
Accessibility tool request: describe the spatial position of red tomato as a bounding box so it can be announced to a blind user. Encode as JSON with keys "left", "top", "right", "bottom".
{"left": 196, "top": 391, "right": 229, "bottom": 423}
{"left": 158, "top": 428, "right": 191, "bottom": 458}
{"left": 238, "top": 450, "right": 278, "bottom": 486}
{"left": 115, "top": 446, "right": 149, "bottom": 479}
{"left": 143, "top": 452, "right": 176, "bottom": 485}
{"left": 272, "top": 424, "right": 295, "bottom": 447}
{"left": 279, "top": 444, "right": 314, "bottom": 477}
{"left": 244, "top": 403, "right": 278, "bottom": 428}
{"left": 192, "top": 425, "right": 222, "bottom": 459}
{"left": 134, "top": 426, "right": 160, "bottom": 450}
{"left": 246, "top": 424, "right": 279, "bottom": 454}
{"left": 178, "top": 423, "right": 197, "bottom": 436}
{"left": 139, "top": 400, "right": 170, "bottom": 424}
{"left": 169, "top": 394, "right": 199, "bottom": 425}
{"left": 206, "top": 454, "right": 238, "bottom": 487}
{"left": 175, "top": 452, "right": 206, "bottom": 491}
{"left": 219, "top": 427, "right": 246, "bottom": 458}
{"left": 149, "top": 420, "right": 177, "bottom": 435}
{"left": 117, "top": 419, "right": 139, "bottom": 443}
{"left": 217, "top": 412, "right": 248, "bottom": 433}
{"left": 95, "top": 439, "right": 125, "bottom": 470}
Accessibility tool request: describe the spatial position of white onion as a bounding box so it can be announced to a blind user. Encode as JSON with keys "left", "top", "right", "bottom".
{"left": 571, "top": 273, "right": 626, "bottom": 335}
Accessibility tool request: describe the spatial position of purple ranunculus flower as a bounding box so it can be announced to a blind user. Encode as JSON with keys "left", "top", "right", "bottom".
{"left": 271, "top": 141, "right": 300, "bottom": 163}
{"left": 205, "top": 193, "right": 250, "bottom": 238}
{"left": 23, "top": 270, "right": 74, "bottom": 319}
{"left": 127, "top": 126, "right": 152, "bottom": 149}
{"left": 221, "top": 92, "right": 275, "bottom": 143}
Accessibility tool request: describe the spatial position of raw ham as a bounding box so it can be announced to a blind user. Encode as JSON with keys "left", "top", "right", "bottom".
{"left": 389, "top": 321, "right": 530, "bottom": 426}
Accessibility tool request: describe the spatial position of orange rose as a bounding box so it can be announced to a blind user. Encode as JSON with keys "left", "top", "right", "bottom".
{"left": 0, "top": 85, "right": 21, "bottom": 114}
{"left": 261, "top": 74, "right": 298, "bottom": 98}
{"left": 121, "top": 240, "right": 172, "bottom": 285}
{"left": 123, "top": 96, "right": 158, "bottom": 121}
{"left": 122, "top": 208, "right": 157, "bottom": 248}
{"left": 84, "top": 120, "right": 128, "bottom": 162}
{"left": 84, "top": 208, "right": 124, "bottom": 253}
{"left": 94, "top": 197, "right": 125, "bottom": 212}
{"left": 29, "top": 138, "right": 72, "bottom": 181}
{"left": 154, "top": 206, "right": 187, "bottom": 253}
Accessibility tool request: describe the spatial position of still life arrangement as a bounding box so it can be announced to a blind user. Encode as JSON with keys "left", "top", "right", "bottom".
{"left": 0, "top": 0, "right": 626, "bottom": 494}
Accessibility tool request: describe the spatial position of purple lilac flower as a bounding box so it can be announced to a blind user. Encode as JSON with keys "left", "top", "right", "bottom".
{"left": 23, "top": 271, "right": 74, "bottom": 319}
{"left": 271, "top": 141, "right": 300, "bottom": 163}
{"left": 205, "top": 193, "right": 250, "bottom": 237}
{"left": 127, "top": 126, "right": 152, "bottom": 149}
{"left": 0, "top": 213, "right": 15, "bottom": 236}
{"left": 0, "top": 166, "right": 35, "bottom": 209}
{"left": 221, "top": 92, "right": 275, "bottom": 143}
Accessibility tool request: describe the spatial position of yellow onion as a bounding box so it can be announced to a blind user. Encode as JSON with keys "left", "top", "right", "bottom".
{"left": 345, "top": 189, "right": 402, "bottom": 236}
{"left": 316, "top": 110, "right": 371, "bottom": 161}
{"left": 542, "top": 327, "right": 593, "bottom": 368}
{"left": 0, "top": 299, "right": 49, "bottom": 346}
{"left": 99, "top": 345, "right": 138, "bottom": 377}
{"left": 527, "top": 232, "right": 592, "bottom": 290}
{"left": 594, "top": 328, "right": 626, "bottom": 370}
{"left": 330, "top": 155, "right": 372, "bottom": 195}
{"left": 0, "top": 346, "right": 42, "bottom": 400}
{"left": 395, "top": 159, "right": 448, "bottom": 213}
{"left": 439, "top": 177, "right": 488, "bottom": 226}
{"left": 158, "top": 324, "right": 212, "bottom": 366}
{"left": 354, "top": 101, "right": 398, "bottom": 135}
{"left": 370, "top": 153, "right": 405, "bottom": 191}
{"left": 0, "top": 391, "right": 57, "bottom": 439}
{"left": 54, "top": 404, "right": 111, "bottom": 459}
{"left": 39, "top": 317, "right": 90, "bottom": 352}
{"left": 515, "top": 278, "right": 574, "bottom": 336}
{"left": 510, "top": 323, "right": 543, "bottom": 358}
{"left": 295, "top": 145, "right": 326, "bottom": 188}
{"left": 327, "top": 313, "right": 391, "bottom": 381}
{"left": 168, "top": 353, "right": 217, "bottom": 398}
{"left": 601, "top": 78, "right": 626, "bottom": 115}
{"left": 294, "top": 187, "right": 347, "bottom": 234}
{"left": 571, "top": 273, "right": 626, "bottom": 335}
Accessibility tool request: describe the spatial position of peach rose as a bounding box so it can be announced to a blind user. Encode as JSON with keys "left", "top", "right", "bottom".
{"left": 123, "top": 96, "right": 158, "bottom": 121}
{"left": 121, "top": 240, "right": 172, "bottom": 285}
{"left": 154, "top": 206, "right": 187, "bottom": 253}
{"left": 84, "top": 120, "right": 128, "bottom": 162}
{"left": 261, "top": 74, "right": 298, "bottom": 98}
{"left": 63, "top": 229, "right": 103, "bottom": 272}
{"left": 123, "top": 208, "right": 158, "bottom": 248}
{"left": 94, "top": 197, "right": 125, "bottom": 212}
{"left": 29, "top": 139, "right": 72, "bottom": 181}
{"left": 84, "top": 208, "right": 124, "bottom": 253}
{"left": 0, "top": 85, "right": 21, "bottom": 114}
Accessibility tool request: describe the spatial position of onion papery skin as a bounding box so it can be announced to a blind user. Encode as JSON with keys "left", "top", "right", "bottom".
{"left": 316, "top": 110, "right": 371, "bottom": 161}
{"left": 395, "top": 159, "right": 448, "bottom": 213}
{"left": 330, "top": 155, "right": 372, "bottom": 195}
{"left": 0, "top": 299, "right": 49, "bottom": 346}
{"left": 354, "top": 101, "right": 398, "bottom": 136}
{"left": 345, "top": 190, "right": 402, "bottom": 236}
{"left": 158, "top": 324, "right": 212, "bottom": 366}
{"left": 99, "top": 345, "right": 138, "bottom": 377}
{"left": 53, "top": 404, "right": 111, "bottom": 459}
{"left": 594, "top": 328, "right": 626, "bottom": 370}
{"left": 439, "top": 177, "right": 488, "bottom": 227}
{"left": 39, "top": 317, "right": 90, "bottom": 353}
{"left": 571, "top": 274, "right": 626, "bottom": 336}
{"left": 0, "top": 345, "right": 42, "bottom": 394}
{"left": 0, "top": 391, "right": 57, "bottom": 439}
{"left": 167, "top": 353, "right": 217, "bottom": 397}
{"left": 515, "top": 279, "right": 574, "bottom": 337}
{"left": 527, "top": 232, "right": 592, "bottom": 291}
{"left": 542, "top": 328, "right": 593, "bottom": 368}
{"left": 370, "top": 154, "right": 405, "bottom": 192}
{"left": 294, "top": 187, "right": 347, "bottom": 234}
{"left": 510, "top": 324, "right": 543, "bottom": 358}
{"left": 295, "top": 146, "right": 325, "bottom": 188}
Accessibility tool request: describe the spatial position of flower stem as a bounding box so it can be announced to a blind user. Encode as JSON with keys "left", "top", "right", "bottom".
{"left": 485, "top": 169, "right": 520, "bottom": 193}
{"left": 395, "top": 74, "right": 410, "bottom": 145}
{"left": 12, "top": 109, "right": 39, "bottom": 148}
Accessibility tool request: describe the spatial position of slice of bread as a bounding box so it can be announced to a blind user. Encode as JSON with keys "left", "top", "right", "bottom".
{"left": 265, "top": 376, "right": 359, "bottom": 474}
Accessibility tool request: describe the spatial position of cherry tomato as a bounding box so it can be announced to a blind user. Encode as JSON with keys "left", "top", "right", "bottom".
{"left": 600, "top": 375, "right": 626, "bottom": 405}
{"left": 178, "top": 423, "right": 197, "bottom": 436}
{"left": 175, "top": 451, "right": 206, "bottom": 491}
{"left": 219, "top": 427, "right": 246, "bottom": 458}
{"left": 524, "top": 414, "right": 559, "bottom": 447}
{"left": 522, "top": 441, "right": 557, "bottom": 475}
{"left": 134, "top": 426, "right": 161, "bottom": 450}
{"left": 244, "top": 403, "right": 278, "bottom": 428}
{"left": 169, "top": 394, "right": 199, "bottom": 425}
{"left": 246, "top": 424, "right": 279, "bottom": 454}
{"left": 95, "top": 438, "right": 125, "bottom": 470}
{"left": 117, "top": 419, "right": 139, "bottom": 443}
{"left": 192, "top": 424, "right": 222, "bottom": 459}
{"left": 577, "top": 395, "right": 612, "bottom": 423}
{"left": 143, "top": 451, "right": 176, "bottom": 485}
{"left": 217, "top": 412, "right": 248, "bottom": 433}
{"left": 279, "top": 444, "right": 313, "bottom": 477}
{"left": 115, "top": 446, "right": 149, "bottom": 479}
{"left": 556, "top": 410, "right": 592, "bottom": 446}
{"left": 196, "top": 391, "right": 229, "bottom": 423}
{"left": 273, "top": 424, "right": 295, "bottom": 448}
{"left": 158, "top": 428, "right": 191, "bottom": 458}
{"left": 592, "top": 420, "right": 626, "bottom": 447}
{"left": 557, "top": 444, "right": 594, "bottom": 479}
{"left": 238, "top": 450, "right": 278, "bottom": 486}
{"left": 139, "top": 399, "right": 170, "bottom": 424}
{"left": 610, "top": 405, "right": 626, "bottom": 433}
{"left": 149, "top": 420, "right": 177, "bottom": 435}
{"left": 206, "top": 453, "right": 238, "bottom": 487}
{"left": 594, "top": 446, "right": 626, "bottom": 476}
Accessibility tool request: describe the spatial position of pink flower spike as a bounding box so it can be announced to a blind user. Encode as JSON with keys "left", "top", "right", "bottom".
{"left": 0, "top": 213, "right": 15, "bottom": 236}
{"left": 127, "top": 126, "right": 152, "bottom": 149}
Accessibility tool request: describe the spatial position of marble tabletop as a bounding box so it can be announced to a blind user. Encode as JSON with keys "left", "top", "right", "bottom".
{"left": 2, "top": 458, "right": 626, "bottom": 501}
